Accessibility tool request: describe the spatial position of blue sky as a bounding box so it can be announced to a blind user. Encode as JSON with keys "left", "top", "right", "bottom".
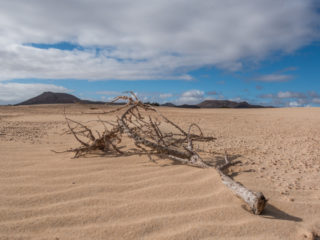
{"left": 0, "top": 0, "right": 319, "bottom": 106}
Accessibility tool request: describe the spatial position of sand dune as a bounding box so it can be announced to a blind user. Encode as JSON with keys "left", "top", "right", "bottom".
{"left": 0, "top": 105, "right": 319, "bottom": 239}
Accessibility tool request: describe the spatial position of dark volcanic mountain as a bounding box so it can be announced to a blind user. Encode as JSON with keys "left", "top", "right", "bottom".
{"left": 197, "top": 100, "right": 266, "bottom": 108}
{"left": 161, "top": 100, "right": 269, "bottom": 108}
{"left": 161, "top": 102, "right": 176, "bottom": 107}
{"left": 17, "top": 92, "right": 81, "bottom": 105}
{"left": 16, "top": 92, "right": 107, "bottom": 105}
{"left": 17, "top": 92, "right": 109, "bottom": 105}
{"left": 176, "top": 104, "right": 200, "bottom": 109}
{"left": 16, "top": 92, "right": 271, "bottom": 108}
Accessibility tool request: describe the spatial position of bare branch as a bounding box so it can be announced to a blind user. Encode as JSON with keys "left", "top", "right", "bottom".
{"left": 60, "top": 93, "right": 267, "bottom": 215}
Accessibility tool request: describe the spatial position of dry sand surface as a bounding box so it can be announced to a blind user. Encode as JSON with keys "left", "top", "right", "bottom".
{"left": 0, "top": 104, "right": 320, "bottom": 240}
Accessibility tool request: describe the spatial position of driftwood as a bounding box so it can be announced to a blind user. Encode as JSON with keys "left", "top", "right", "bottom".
{"left": 217, "top": 152, "right": 267, "bottom": 214}
{"left": 63, "top": 92, "right": 267, "bottom": 214}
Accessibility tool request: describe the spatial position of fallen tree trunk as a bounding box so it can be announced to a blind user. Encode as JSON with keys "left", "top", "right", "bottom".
{"left": 166, "top": 152, "right": 267, "bottom": 214}
{"left": 64, "top": 92, "right": 267, "bottom": 215}
{"left": 214, "top": 152, "right": 267, "bottom": 214}
{"left": 217, "top": 169, "right": 267, "bottom": 214}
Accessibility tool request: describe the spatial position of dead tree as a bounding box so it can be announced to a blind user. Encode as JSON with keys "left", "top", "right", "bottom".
{"left": 63, "top": 92, "right": 267, "bottom": 214}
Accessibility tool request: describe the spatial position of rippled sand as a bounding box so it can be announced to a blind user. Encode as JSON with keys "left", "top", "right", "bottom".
{"left": 0, "top": 104, "right": 319, "bottom": 239}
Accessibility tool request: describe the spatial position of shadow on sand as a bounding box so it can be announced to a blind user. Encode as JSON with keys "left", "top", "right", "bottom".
{"left": 261, "top": 204, "right": 302, "bottom": 222}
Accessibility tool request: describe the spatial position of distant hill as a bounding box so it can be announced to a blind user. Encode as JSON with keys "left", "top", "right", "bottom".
{"left": 161, "top": 103, "right": 200, "bottom": 108}
{"left": 160, "top": 100, "right": 270, "bottom": 108}
{"left": 16, "top": 92, "right": 272, "bottom": 108}
{"left": 176, "top": 104, "right": 200, "bottom": 109}
{"left": 197, "top": 100, "right": 267, "bottom": 108}
{"left": 161, "top": 102, "right": 176, "bottom": 107}
{"left": 16, "top": 92, "right": 104, "bottom": 105}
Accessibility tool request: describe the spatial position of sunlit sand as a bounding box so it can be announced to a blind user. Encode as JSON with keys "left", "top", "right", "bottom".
{"left": 1, "top": 104, "right": 319, "bottom": 239}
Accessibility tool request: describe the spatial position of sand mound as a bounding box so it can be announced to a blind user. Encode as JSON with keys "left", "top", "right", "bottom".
{"left": 0, "top": 105, "right": 319, "bottom": 239}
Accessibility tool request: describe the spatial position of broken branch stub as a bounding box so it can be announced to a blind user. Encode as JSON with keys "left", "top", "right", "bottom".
{"left": 218, "top": 169, "right": 267, "bottom": 214}
{"left": 63, "top": 92, "right": 267, "bottom": 214}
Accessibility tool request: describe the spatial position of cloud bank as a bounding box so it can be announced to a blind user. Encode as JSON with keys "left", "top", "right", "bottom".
{"left": 176, "top": 90, "right": 205, "bottom": 104}
{"left": 0, "top": 0, "right": 319, "bottom": 81}
{"left": 259, "top": 90, "right": 320, "bottom": 107}
{"left": 0, "top": 83, "right": 69, "bottom": 104}
{"left": 254, "top": 74, "right": 293, "bottom": 82}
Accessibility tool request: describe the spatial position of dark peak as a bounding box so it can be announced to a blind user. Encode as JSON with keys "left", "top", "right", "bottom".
{"left": 161, "top": 102, "right": 176, "bottom": 107}
{"left": 176, "top": 104, "right": 200, "bottom": 109}
{"left": 161, "top": 100, "right": 269, "bottom": 108}
{"left": 197, "top": 99, "right": 266, "bottom": 108}
{"left": 41, "top": 91, "right": 57, "bottom": 96}
{"left": 17, "top": 92, "right": 81, "bottom": 105}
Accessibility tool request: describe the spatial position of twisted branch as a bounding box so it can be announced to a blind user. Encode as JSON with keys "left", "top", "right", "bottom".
{"left": 62, "top": 92, "right": 267, "bottom": 214}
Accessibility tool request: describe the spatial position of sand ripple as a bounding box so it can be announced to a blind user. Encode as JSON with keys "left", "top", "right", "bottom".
{"left": 1, "top": 106, "right": 320, "bottom": 239}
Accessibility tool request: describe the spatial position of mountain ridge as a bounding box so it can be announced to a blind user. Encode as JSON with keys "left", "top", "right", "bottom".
{"left": 16, "top": 92, "right": 272, "bottom": 108}
{"left": 16, "top": 92, "right": 105, "bottom": 105}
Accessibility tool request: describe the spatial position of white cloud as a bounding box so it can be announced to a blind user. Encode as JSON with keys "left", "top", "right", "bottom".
{"left": 309, "top": 91, "right": 320, "bottom": 98}
{"left": 0, "top": 0, "right": 318, "bottom": 81}
{"left": 176, "top": 89, "right": 204, "bottom": 104}
{"left": 229, "top": 97, "right": 242, "bottom": 102}
{"left": 181, "top": 90, "right": 204, "bottom": 98}
{"left": 277, "top": 91, "right": 306, "bottom": 98}
{"left": 0, "top": 83, "right": 69, "bottom": 104}
{"left": 312, "top": 98, "right": 320, "bottom": 104}
{"left": 159, "top": 93, "right": 173, "bottom": 99}
{"left": 96, "top": 91, "right": 174, "bottom": 103}
{"left": 289, "top": 101, "right": 300, "bottom": 107}
{"left": 255, "top": 74, "right": 293, "bottom": 82}
{"left": 278, "top": 91, "right": 294, "bottom": 98}
{"left": 258, "top": 90, "right": 320, "bottom": 107}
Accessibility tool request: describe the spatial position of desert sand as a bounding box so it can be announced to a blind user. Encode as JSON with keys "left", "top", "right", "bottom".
{"left": 0, "top": 104, "right": 319, "bottom": 240}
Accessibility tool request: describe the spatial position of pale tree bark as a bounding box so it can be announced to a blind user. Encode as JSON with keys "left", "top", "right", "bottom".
{"left": 218, "top": 169, "right": 267, "bottom": 214}
{"left": 216, "top": 152, "right": 267, "bottom": 215}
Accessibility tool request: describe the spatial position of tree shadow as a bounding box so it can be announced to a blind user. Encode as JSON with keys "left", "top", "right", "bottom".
{"left": 261, "top": 203, "right": 302, "bottom": 222}
{"left": 229, "top": 169, "right": 255, "bottom": 178}
{"left": 205, "top": 154, "right": 242, "bottom": 167}
{"left": 205, "top": 154, "right": 257, "bottom": 177}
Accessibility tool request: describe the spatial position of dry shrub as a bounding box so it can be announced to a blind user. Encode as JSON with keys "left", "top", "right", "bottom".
{"left": 64, "top": 92, "right": 215, "bottom": 167}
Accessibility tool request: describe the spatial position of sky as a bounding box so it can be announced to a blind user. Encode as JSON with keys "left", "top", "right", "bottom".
{"left": 0, "top": 0, "right": 319, "bottom": 106}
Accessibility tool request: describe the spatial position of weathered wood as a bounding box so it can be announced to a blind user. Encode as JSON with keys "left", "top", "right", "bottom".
{"left": 217, "top": 169, "right": 267, "bottom": 214}
{"left": 215, "top": 152, "right": 267, "bottom": 214}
